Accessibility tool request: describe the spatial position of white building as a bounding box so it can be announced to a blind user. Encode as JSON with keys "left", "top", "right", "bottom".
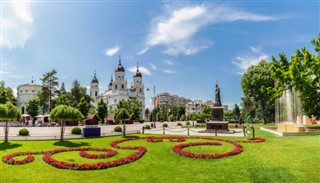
{"left": 185, "top": 100, "right": 215, "bottom": 116}
{"left": 16, "top": 80, "right": 42, "bottom": 114}
{"left": 157, "top": 92, "right": 192, "bottom": 108}
{"left": 90, "top": 57, "right": 145, "bottom": 117}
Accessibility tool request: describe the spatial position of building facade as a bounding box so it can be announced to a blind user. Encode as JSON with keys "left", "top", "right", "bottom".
{"left": 16, "top": 80, "right": 42, "bottom": 114}
{"left": 156, "top": 92, "right": 192, "bottom": 108}
{"left": 90, "top": 58, "right": 145, "bottom": 117}
{"left": 185, "top": 100, "right": 214, "bottom": 116}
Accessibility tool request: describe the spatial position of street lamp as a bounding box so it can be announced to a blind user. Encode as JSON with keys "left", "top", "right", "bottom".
{"left": 147, "top": 85, "right": 156, "bottom": 128}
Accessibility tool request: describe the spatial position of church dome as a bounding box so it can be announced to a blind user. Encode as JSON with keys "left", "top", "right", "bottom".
{"left": 91, "top": 72, "right": 99, "bottom": 83}
{"left": 134, "top": 63, "right": 142, "bottom": 78}
{"left": 115, "top": 56, "right": 125, "bottom": 72}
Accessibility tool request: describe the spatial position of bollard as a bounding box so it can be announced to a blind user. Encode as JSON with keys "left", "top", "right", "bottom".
{"left": 243, "top": 126, "right": 246, "bottom": 137}
{"left": 142, "top": 126, "right": 145, "bottom": 134}
{"left": 215, "top": 126, "right": 217, "bottom": 136}
{"left": 163, "top": 127, "right": 165, "bottom": 135}
{"left": 187, "top": 126, "right": 190, "bottom": 136}
{"left": 252, "top": 126, "right": 255, "bottom": 138}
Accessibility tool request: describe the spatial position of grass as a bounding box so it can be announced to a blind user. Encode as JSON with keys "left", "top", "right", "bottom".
{"left": 0, "top": 125, "right": 319, "bottom": 183}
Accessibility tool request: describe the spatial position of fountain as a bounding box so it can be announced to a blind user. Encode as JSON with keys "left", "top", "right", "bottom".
{"left": 275, "top": 89, "right": 310, "bottom": 133}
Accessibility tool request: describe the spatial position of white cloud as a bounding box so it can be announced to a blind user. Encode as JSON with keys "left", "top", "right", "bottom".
{"left": 128, "top": 66, "right": 152, "bottom": 76}
{"left": 149, "top": 63, "right": 157, "bottom": 70}
{"left": 232, "top": 46, "right": 268, "bottom": 75}
{"left": 1, "top": 0, "right": 34, "bottom": 48}
{"left": 164, "top": 69, "right": 175, "bottom": 74}
{"left": 105, "top": 46, "right": 120, "bottom": 56}
{"left": 137, "top": 47, "right": 149, "bottom": 55}
{"left": 145, "top": 4, "right": 276, "bottom": 55}
{"left": 165, "top": 60, "right": 174, "bottom": 65}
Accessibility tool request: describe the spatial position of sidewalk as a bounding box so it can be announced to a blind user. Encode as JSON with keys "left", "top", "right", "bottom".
{"left": 0, "top": 122, "right": 245, "bottom": 140}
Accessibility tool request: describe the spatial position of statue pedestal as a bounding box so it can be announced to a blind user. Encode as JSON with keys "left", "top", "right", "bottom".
{"left": 211, "top": 106, "right": 224, "bottom": 121}
{"left": 206, "top": 121, "right": 229, "bottom": 132}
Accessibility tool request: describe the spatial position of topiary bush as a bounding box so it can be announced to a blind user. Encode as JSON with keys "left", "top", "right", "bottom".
{"left": 177, "top": 122, "right": 181, "bottom": 126}
{"left": 186, "top": 121, "right": 190, "bottom": 125}
{"left": 71, "top": 127, "right": 82, "bottom": 135}
{"left": 162, "top": 123, "right": 168, "bottom": 127}
{"left": 145, "top": 125, "right": 151, "bottom": 129}
{"left": 114, "top": 126, "right": 122, "bottom": 132}
{"left": 19, "top": 128, "right": 29, "bottom": 136}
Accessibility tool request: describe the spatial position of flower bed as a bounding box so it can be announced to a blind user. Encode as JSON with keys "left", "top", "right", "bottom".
{"left": 172, "top": 141, "right": 242, "bottom": 159}
{"left": 2, "top": 135, "right": 265, "bottom": 170}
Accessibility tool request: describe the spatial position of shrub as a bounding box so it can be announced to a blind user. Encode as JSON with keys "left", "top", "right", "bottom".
{"left": 177, "top": 122, "right": 181, "bottom": 126}
{"left": 145, "top": 125, "right": 151, "bottom": 129}
{"left": 71, "top": 127, "right": 82, "bottom": 135}
{"left": 186, "top": 121, "right": 190, "bottom": 125}
{"left": 114, "top": 126, "right": 122, "bottom": 132}
{"left": 19, "top": 128, "right": 29, "bottom": 136}
{"left": 162, "top": 123, "right": 168, "bottom": 127}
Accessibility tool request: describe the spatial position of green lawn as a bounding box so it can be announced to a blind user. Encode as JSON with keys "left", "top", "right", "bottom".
{"left": 0, "top": 125, "right": 319, "bottom": 183}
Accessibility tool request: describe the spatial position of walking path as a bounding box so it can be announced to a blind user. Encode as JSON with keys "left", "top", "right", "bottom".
{"left": 0, "top": 122, "right": 245, "bottom": 141}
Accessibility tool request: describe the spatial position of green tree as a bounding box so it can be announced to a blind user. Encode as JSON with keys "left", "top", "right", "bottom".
{"left": 0, "top": 81, "right": 16, "bottom": 105}
{"left": 272, "top": 34, "right": 320, "bottom": 119}
{"left": 58, "top": 82, "right": 67, "bottom": 96}
{"left": 241, "top": 60, "right": 276, "bottom": 124}
{"left": 144, "top": 108, "right": 150, "bottom": 121}
{"left": 50, "top": 105, "right": 84, "bottom": 141}
{"left": 0, "top": 102, "right": 21, "bottom": 143}
{"left": 241, "top": 96, "right": 258, "bottom": 122}
{"left": 169, "top": 114, "right": 175, "bottom": 121}
{"left": 70, "top": 80, "right": 92, "bottom": 107}
{"left": 180, "top": 114, "right": 186, "bottom": 121}
{"left": 39, "top": 69, "right": 59, "bottom": 113}
{"left": 97, "top": 99, "right": 107, "bottom": 123}
{"left": 116, "top": 99, "right": 142, "bottom": 121}
{"left": 201, "top": 105, "right": 212, "bottom": 115}
{"left": 114, "top": 108, "right": 130, "bottom": 137}
{"left": 233, "top": 104, "right": 241, "bottom": 122}
{"left": 55, "top": 93, "right": 72, "bottom": 106}
{"left": 26, "top": 98, "right": 40, "bottom": 125}
{"left": 77, "top": 97, "right": 90, "bottom": 117}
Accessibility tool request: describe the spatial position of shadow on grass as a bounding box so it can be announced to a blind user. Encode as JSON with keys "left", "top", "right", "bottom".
{"left": 0, "top": 142, "right": 22, "bottom": 151}
{"left": 249, "top": 165, "right": 296, "bottom": 183}
{"left": 53, "top": 141, "right": 91, "bottom": 147}
{"left": 123, "top": 135, "right": 140, "bottom": 138}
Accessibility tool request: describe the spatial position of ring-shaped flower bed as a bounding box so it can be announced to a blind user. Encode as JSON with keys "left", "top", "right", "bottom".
{"left": 79, "top": 148, "right": 117, "bottom": 159}
{"left": 172, "top": 141, "right": 242, "bottom": 159}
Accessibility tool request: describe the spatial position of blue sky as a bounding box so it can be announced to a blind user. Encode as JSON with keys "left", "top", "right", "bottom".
{"left": 1, "top": 1, "right": 319, "bottom": 109}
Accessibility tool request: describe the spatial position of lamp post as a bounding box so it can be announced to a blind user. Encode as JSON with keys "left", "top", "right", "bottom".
{"left": 147, "top": 85, "right": 156, "bottom": 128}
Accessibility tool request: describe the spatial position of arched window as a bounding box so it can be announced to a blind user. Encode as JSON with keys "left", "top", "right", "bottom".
{"left": 140, "top": 88, "right": 142, "bottom": 92}
{"left": 115, "top": 85, "right": 118, "bottom": 89}
{"left": 95, "top": 91, "right": 97, "bottom": 96}
{"left": 122, "top": 84, "right": 124, "bottom": 89}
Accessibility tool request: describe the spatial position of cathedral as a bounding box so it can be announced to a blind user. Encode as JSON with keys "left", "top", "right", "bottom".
{"left": 90, "top": 56, "right": 145, "bottom": 117}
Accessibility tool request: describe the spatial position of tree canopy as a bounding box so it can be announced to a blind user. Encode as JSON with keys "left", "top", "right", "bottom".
{"left": 26, "top": 97, "right": 40, "bottom": 119}
{"left": 116, "top": 99, "right": 142, "bottom": 121}
{"left": 241, "top": 60, "right": 276, "bottom": 124}
{"left": 0, "top": 81, "right": 16, "bottom": 105}
{"left": 271, "top": 34, "right": 320, "bottom": 119}
{"left": 97, "top": 99, "right": 107, "bottom": 123}
{"left": 39, "top": 69, "right": 59, "bottom": 113}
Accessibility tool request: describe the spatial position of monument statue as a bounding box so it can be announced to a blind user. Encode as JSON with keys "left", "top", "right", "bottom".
{"left": 215, "top": 80, "right": 221, "bottom": 106}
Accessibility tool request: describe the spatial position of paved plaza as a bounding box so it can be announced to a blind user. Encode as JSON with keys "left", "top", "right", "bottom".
{"left": 0, "top": 122, "right": 244, "bottom": 140}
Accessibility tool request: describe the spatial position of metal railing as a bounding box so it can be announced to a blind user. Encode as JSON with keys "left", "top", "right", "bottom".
{"left": 0, "top": 130, "right": 141, "bottom": 141}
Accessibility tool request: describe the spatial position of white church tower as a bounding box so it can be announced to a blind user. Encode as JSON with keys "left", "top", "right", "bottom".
{"left": 133, "top": 63, "right": 144, "bottom": 94}
{"left": 90, "top": 71, "right": 99, "bottom": 103}
{"left": 113, "top": 56, "right": 127, "bottom": 91}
